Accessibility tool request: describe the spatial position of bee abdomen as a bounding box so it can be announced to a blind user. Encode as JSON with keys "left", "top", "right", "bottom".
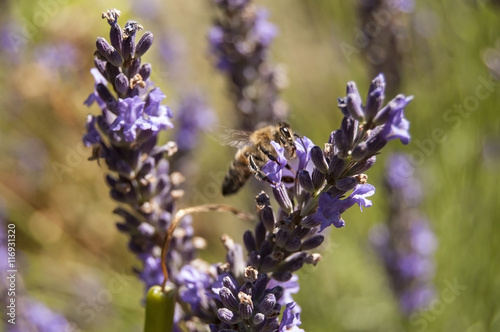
{"left": 222, "top": 151, "right": 252, "bottom": 196}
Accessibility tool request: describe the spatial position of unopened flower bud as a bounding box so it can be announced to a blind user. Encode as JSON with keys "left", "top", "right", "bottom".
{"left": 243, "top": 230, "right": 256, "bottom": 253}
{"left": 238, "top": 293, "right": 253, "bottom": 320}
{"left": 311, "top": 168, "right": 325, "bottom": 192}
{"left": 218, "top": 308, "right": 241, "bottom": 324}
{"left": 220, "top": 287, "right": 239, "bottom": 311}
{"left": 297, "top": 170, "right": 314, "bottom": 193}
{"left": 94, "top": 57, "right": 107, "bottom": 79}
{"left": 272, "top": 183, "right": 293, "bottom": 213}
{"left": 310, "top": 146, "right": 328, "bottom": 174}
{"left": 114, "top": 73, "right": 129, "bottom": 95}
{"left": 300, "top": 215, "right": 320, "bottom": 228}
{"left": 327, "top": 156, "right": 346, "bottom": 180}
{"left": 364, "top": 74, "right": 386, "bottom": 122}
{"left": 345, "top": 155, "right": 376, "bottom": 177}
{"left": 222, "top": 276, "right": 237, "bottom": 292}
{"left": 258, "top": 293, "right": 276, "bottom": 315}
{"left": 128, "top": 58, "right": 141, "bottom": 79}
{"left": 96, "top": 37, "right": 123, "bottom": 67}
{"left": 139, "top": 63, "right": 152, "bottom": 81}
{"left": 301, "top": 235, "right": 324, "bottom": 250}
{"left": 335, "top": 177, "right": 357, "bottom": 191}
{"left": 373, "top": 94, "right": 413, "bottom": 126}
{"left": 136, "top": 31, "right": 154, "bottom": 57}
{"left": 259, "top": 205, "right": 275, "bottom": 233}
{"left": 351, "top": 142, "right": 368, "bottom": 161}
{"left": 122, "top": 21, "right": 140, "bottom": 61}
{"left": 109, "top": 23, "right": 123, "bottom": 52}
{"left": 346, "top": 92, "right": 364, "bottom": 121}
{"left": 253, "top": 313, "right": 265, "bottom": 326}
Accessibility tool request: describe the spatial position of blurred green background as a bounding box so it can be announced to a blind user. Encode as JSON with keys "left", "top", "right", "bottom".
{"left": 1, "top": 0, "right": 499, "bottom": 331}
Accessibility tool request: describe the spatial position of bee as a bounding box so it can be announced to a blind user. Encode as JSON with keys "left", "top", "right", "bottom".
{"left": 221, "top": 122, "right": 296, "bottom": 196}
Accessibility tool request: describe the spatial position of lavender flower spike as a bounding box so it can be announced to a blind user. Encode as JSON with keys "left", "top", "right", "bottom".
{"left": 83, "top": 10, "right": 195, "bottom": 302}
{"left": 240, "top": 74, "right": 413, "bottom": 308}
{"left": 358, "top": 0, "right": 414, "bottom": 92}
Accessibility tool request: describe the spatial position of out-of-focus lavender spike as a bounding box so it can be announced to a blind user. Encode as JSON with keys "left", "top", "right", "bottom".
{"left": 369, "top": 153, "right": 437, "bottom": 317}
{"left": 209, "top": 0, "right": 288, "bottom": 131}
{"left": 0, "top": 214, "right": 75, "bottom": 332}
{"left": 358, "top": 0, "right": 414, "bottom": 92}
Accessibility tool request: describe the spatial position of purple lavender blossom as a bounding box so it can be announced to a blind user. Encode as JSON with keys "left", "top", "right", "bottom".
{"left": 254, "top": 74, "right": 411, "bottom": 233}
{"left": 82, "top": 115, "right": 102, "bottom": 147}
{"left": 212, "top": 266, "right": 301, "bottom": 331}
{"left": 144, "top": 88, "right": 174, "bottom": 131}
{"left": 260, "top": 136, "right": 314, "bottom": 187}
{"left": 295, "top": 136, "right": 314, "bottom": 170}
{"left": 253, "top": 10, "right": 278, "bottom": 46}
{"left": 384, "top": 153, "right": 422, "bottom": 206}
{"left": 177, "top": 264, "right": 215, "bottom": 314}
{"left": 379, "top": 96, "right": 412, "bottom": 145}
{"left": 231, "top": 75, "right": 413, "bottom": 329}
{"left": 170, "top": 232, "right": 306, "bottom": 331}
{"left": 279, "top": 302, "right": 304, "bottom": 332}
{"left": 84, "top": 68, "right": 108, "bottom": 111}
{"left": 261, "top": 141, "right": 288, "bottom": 185}
{"left": 109, "top": 96, "right": 150, "bottom": 142}
{"left": 369, "top": 153, "right": 437, "bottom": 316}
{"left": 314, "top": 184, "right": 375, "bottom": 230}
{"left": 138, "top": 254, "right": 165, "bottom": 293}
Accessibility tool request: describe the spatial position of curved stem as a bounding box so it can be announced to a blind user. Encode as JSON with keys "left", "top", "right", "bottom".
{"left": 160, "top": 204, "right": 254, "bottom": 290}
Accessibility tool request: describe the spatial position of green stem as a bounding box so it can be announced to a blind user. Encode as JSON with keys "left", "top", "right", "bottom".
{"left": 143, "top": 285, "right": 175, "bottom": 332}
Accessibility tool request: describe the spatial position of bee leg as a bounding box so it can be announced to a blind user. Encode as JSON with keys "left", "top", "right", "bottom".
{"left": 248, "top": 155, "right": 278, "bottom": 186}
{"left": 258, "top": 145, "right": 296, "bottom": 175}
{"left": 258, "top": 146, "right": 278, "bottom": 162}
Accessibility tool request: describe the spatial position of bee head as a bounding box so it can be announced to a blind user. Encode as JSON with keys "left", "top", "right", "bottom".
{"left": 278, "top": 122, "right": 296, "bottom": 158}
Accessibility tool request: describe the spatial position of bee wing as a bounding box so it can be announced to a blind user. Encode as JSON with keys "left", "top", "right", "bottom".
{"left": 212, "top": 125, "right": 254, "bottom": 149}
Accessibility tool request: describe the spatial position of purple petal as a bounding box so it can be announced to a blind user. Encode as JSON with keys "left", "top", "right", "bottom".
{"left": 82, "top": 115, "right": 102, "bottom": 146}
{"left": 279, "top": 302, "right": 304, "bottom": 332}
{"left": 144, "top": 88, "right": 167, "bottom": 116}
{"left": 261, "top": 141, "right": 288, "bottom": 184}
{"left": 271, "top": 141, "right": 287, "bottom": 166}
{"left": 350, "top": 184, "right": 375, "bottom": 211}
{"left": 208, "top": 26, "right": 224, "bottom": 49}
{"left": 316, "top": 184, "right": 375, "bottom": 231}
{"left": 382, "top": 96, "right": 412, "bottom": 145}
{"left": 253, "top": 10, "right": 277, "bottom": 47}
{"left": 295, "top": 136, "right": 314, "bottom": 170}
{"left": 84, "top": 68, "right": 107, "bottom": 110}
